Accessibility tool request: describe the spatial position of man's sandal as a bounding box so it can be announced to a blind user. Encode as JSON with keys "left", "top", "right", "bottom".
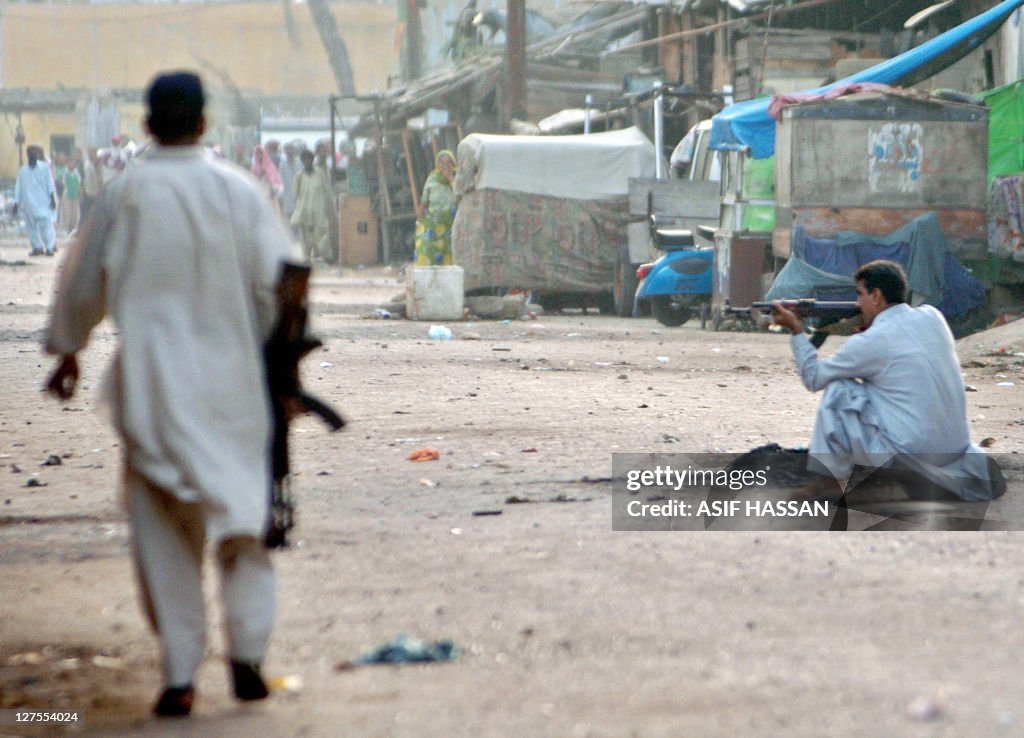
{"left": 153, "top": 685, "right": 194, "bottom": 717}
{"left": 230, "top": 661, "right": 269, "bottom": 701}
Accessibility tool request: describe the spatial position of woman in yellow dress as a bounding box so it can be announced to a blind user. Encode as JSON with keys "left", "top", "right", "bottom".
{"left": 414, "top": 149, "right": 458, "bottom": 265}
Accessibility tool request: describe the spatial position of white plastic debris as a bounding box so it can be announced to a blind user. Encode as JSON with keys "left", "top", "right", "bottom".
{"left": 905, "top": 691, "right": 946, "bottom": 722}
{"left": 92, "top": 655, "right": 124, "bottom": 669}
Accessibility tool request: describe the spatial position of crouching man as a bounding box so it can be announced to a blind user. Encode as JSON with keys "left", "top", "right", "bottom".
{"left": 771, "top": 259, "right": 1004, "bottom": 501}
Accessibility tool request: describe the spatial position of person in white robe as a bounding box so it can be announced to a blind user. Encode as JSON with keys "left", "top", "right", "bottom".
{"left": 290, "top": 149, "right": 330, "bottom": 262}
{"left": 277, "top": 141, "right": 300, "bottom": 226}
{"left": 772, "top": 259, "right": 1004, "bottom": 502}
{"left": 44, "top": 71, "right": 298, "bottom": 718}
{"left": 13, "top": 145, "right": 57, "bottom": 256}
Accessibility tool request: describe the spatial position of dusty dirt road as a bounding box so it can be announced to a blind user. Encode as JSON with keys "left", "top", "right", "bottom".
{"left": 2, "top": 235, "right": 1024, "bottom": 738}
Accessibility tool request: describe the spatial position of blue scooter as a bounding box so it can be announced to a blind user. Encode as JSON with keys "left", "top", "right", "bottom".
{"left": 635, "top": 222, "right": 714, "bottom": 327}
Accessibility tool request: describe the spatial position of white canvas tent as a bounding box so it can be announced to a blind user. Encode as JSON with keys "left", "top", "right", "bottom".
{"left": 455, "top": 127, "right": 656, "bottom": 200}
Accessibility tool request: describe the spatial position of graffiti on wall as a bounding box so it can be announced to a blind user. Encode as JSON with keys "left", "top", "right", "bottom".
{"left": 868, "top": 123, "right": 923, "bottom": 195}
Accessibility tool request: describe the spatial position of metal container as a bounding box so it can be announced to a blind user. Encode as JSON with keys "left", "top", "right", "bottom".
{"left": 406, "top": 266, "right": 464, "bottom": 321}
{"left": 774, "top": 90, "right": 989, "bottom": 260}
{"left": 711, "top": 232, "right": 772, "bottom": 328}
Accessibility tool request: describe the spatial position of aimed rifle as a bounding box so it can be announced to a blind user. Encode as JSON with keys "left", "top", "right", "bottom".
{"left": 725, "top": 299, "right": 861, "bottom": 348}
{"left": 264, "top": 262, "right": 345, "bottom": 549}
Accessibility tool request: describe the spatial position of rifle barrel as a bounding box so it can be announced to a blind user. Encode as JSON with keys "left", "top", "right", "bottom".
{"left": 750, "top": 300, "right": 859, "bottom": 312}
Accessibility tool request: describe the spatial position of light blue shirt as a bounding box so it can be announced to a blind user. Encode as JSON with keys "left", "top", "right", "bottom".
{"left": 791, "top": 303, "right": 970, "bottom": 454}
{"left": 14, "top": 161, "right": 56, "bottom": 219}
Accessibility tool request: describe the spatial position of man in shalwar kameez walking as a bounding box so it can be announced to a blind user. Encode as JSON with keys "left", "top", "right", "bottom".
{"left": 289, "top": 149, "right": 331, "bottom": 263}
{"left": 13, "top": 144, "right": 57, "bottom": 256}
{"left": 44, "top": 71, "right": 298, "bottom": 717}
{"left": 771, "top": 260, "right": 1004, "bottom": 501}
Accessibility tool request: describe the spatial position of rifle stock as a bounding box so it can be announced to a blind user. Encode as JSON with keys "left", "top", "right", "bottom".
{"left": 264, "top": 262, "right": 345, "bottom": 549}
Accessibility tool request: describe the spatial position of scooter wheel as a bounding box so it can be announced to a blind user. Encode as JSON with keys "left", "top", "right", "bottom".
{"left": 651, "top": 296, "right": 692, "bottom": 327}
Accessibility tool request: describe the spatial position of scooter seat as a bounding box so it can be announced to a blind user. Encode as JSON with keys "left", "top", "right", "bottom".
{"left": 654, "top": 228, "right": 695, "bottom": 250}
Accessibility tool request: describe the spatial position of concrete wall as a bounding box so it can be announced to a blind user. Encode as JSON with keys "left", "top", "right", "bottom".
{"left": 0, "top": 1, "right": 398, "bottom": 96}
{"left": 0, "top": 109, "right": 76, "bottom": 183}
{"left": 0, "top": 1, "right": 398, "bottom": 179}
{"left": 777, "top": 108, "right": 989, "bottom": 209}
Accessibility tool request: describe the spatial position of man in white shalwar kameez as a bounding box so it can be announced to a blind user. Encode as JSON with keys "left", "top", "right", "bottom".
{"left": 772, "top": 260, "right": 1003, "bottom": 502}
{"left": 13, "top": 145, "right": 57, "bottom": 256}
{"left": 44, "top": 71, "right": 298, "bottom": 718}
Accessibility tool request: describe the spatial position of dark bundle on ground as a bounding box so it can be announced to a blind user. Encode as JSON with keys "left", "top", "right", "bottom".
{"left": 726, "top": 444, "right": 958, "bottom": 500}
{"left": 725, "top": 443, "right": 814, "bottom": 489}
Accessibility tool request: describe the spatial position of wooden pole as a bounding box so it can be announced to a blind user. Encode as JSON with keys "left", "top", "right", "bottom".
{"left": 657, "top": 8, "right": 681, "bottom": 83}
{"left": 402, "top": 129, "right": 420, "bottom": 217}
{"left": 405, "top": 0, "right": 423, "bottom": 81}
{"left": 372, "top": 99, "right": 394, "bottom": 262}
{"left": 505, "top": 0, "right": 528, "bottom": 126}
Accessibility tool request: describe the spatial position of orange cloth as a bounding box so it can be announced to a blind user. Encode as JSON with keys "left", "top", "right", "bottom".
{"left": 407, "top": 448, "right": 441, "bottom": 462}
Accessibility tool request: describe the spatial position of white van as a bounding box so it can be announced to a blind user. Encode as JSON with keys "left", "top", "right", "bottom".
{"left": 670, "top": 119, "right": 720, "bottom": 183}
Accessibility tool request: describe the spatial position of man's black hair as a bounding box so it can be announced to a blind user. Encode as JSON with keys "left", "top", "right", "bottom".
{"left": 146, "top": 71, "right": 205, "bottom": 143}
{"left": 855, "top": 260, "right": 907, "bottom": 305}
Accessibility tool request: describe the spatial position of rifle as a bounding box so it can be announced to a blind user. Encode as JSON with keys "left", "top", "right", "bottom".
{"left": 264, "top": 262, "right": 345, "bottom": 549}
{"left": 724, "top": 299, "right": 862, "bottom": 348}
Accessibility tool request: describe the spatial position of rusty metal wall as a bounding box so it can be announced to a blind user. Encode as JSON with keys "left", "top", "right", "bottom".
{"left": 774, "top": 93, "right": 989, "bottom": 257}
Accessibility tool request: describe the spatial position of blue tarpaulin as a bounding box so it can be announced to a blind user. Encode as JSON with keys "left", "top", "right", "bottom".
{"left": 710, "top": 0, "right": 1024, "bottom": 159}
{"left": 766, "top": 213, "right": 986, "bottom": 319}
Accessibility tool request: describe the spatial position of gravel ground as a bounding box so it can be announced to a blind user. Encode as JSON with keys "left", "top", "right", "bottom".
{"left": 2, "top": 236, "right": 1024, "bottom": 738}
